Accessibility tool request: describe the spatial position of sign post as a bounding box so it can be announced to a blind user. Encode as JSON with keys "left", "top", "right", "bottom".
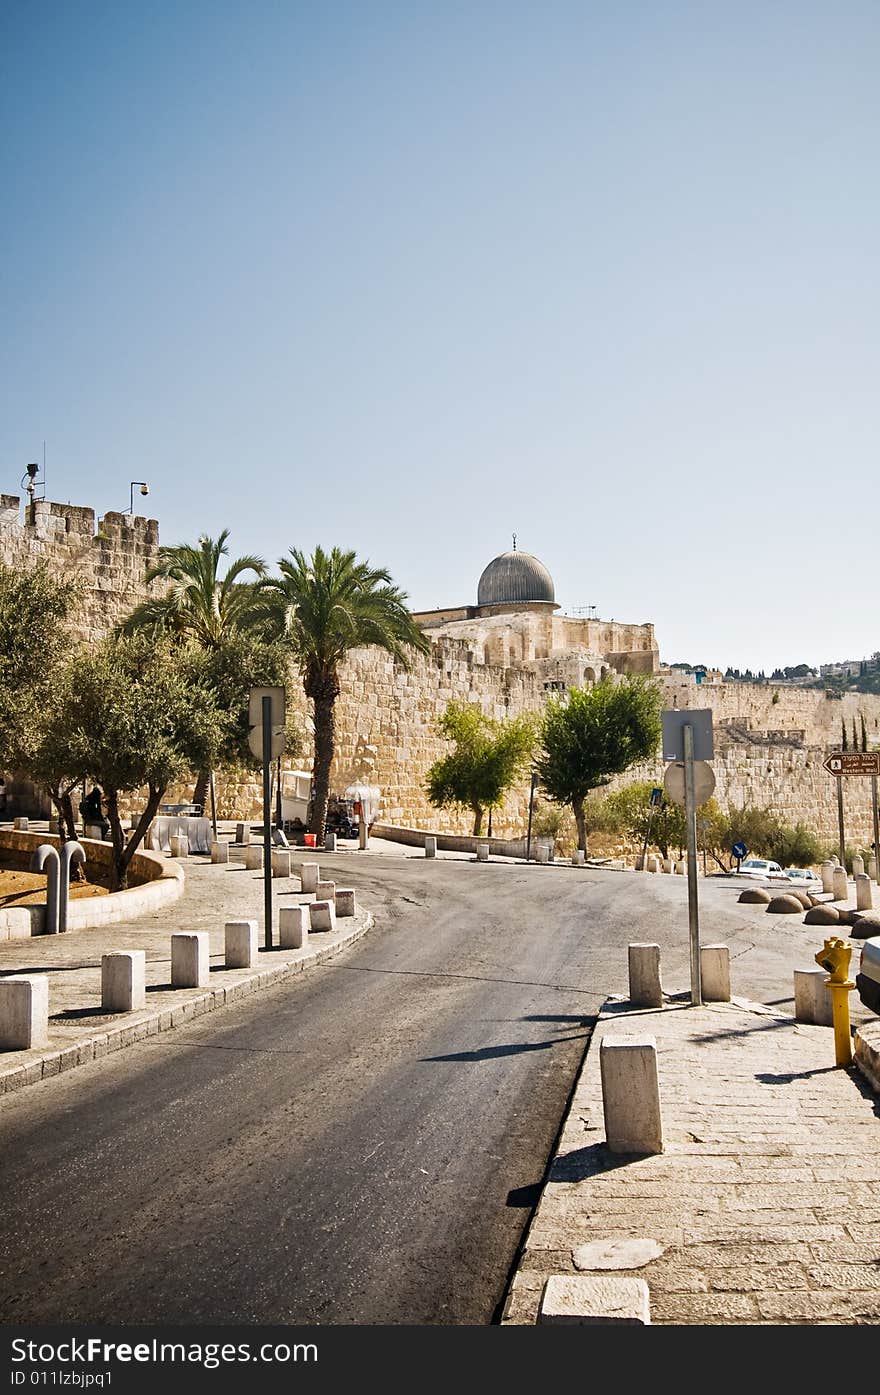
{"left": 821, "top": 752, "right": 880, "bottom": 875}
{"left": 873, "top": 776, "right": 880, "bottom": 888}
{"left": 662, "top": 709, "right": 713, "bottom": 1007}
{"left": 732, "top": 840, "right": 748, "bottom": 873}
{"left": 249, "top": 687, "right": 286, "bottom": 951}
{"left": 683, "top": 723, "right": 702, "bottom": 1007}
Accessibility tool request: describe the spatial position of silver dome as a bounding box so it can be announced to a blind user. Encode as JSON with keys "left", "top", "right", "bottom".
{"left": 477, "top": 550, "right": 556, "bottom": 607}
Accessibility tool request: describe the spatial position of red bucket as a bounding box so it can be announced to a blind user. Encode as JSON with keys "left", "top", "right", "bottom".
{"left": 304, "top": 833, "right": 317, "bottom": 848}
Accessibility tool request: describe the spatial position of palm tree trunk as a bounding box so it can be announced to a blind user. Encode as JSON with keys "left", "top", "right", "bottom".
{"left": 310, "top": 693, "right": 336, "bottom": 839}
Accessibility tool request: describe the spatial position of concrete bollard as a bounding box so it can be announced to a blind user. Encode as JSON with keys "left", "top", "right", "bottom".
{"left": 599, "top": 1035, "right": 663, "bottom": 1155}
{"left": 538, "top": 1275, "right": 651, "bottom": 1326}
{"left": 832, "top": 867, "right": 848, "bottom": 902}
{"left": 170, "top": 834, "right": 189, "bottom": 858}
{"left": 309, "top": 899, "right": 336, "bottom": 932}
{"left": 820, "top": 861, "right": 835, "bottom": 893}
{"left": 831, "top": 855, "right": 840, "bottom": 866}
{"left": 359, "top": 821, "right": 368, "bottom": 849}
{"left": 271, "top": 849, "right": 291, "bottom": 879}
{"left": 634, "top": 855, "right": 645, "bottom": 871}
{"left": 210, "top": 841, "right": 229, "bottom": 864}
{"left": 13, "top": 817, "right": 29, "bottom": 831}
{"left": 171, "top": 932, "right": 210, "bottom": 988}
{"left": 425, "top": 836, "right": 437, "bottom": 858}
{"left": 571, "top": 849, "right": 586, "bottom": 866}
{"left": 316, "top": 879, "right": 336, "bottom": 902}
{"left": 324, "top": 831, "right": 337, "bottom": 853}
{"left": 225, "top": 920, "right": 258, "bottom": 969}
{"left": 101, "top": 951, "right": 146, "bottom": 1013}
{"left": 856, "top": 873, "right": 873, "bottom": 910}
{"left": 700, "top": 945, "right": 731, "bottom": 1002}
{"left": 853, "top": 855, "right": 865, "bottom": 878}
{"left": 335, "top": 888, "right": 356, "bottom": 917}
{"left": 85, "top": 824, "right": 104, "bottom": 841}
{"left": 476, "top": 843, "right": 489, "bottom": 861}
{"left": 535, "top": 844, "right": 549, "bottom": 865}
{"left": 300, "top": 862, "right": 319, "bottom": 894}
{"left": 869, "top": 855, "right": 878, "bottom": 881}
{"left": 244, "top": 845, "right": 264, "bottom": 871}
{"left": 0, "top": 975, "right": 49, "bottom": 1050}
{"left": 235, "top": 823, "right": 251, "bottom": 846}
{"left": 279, "top": 905, "right": 309, "bottom": 950}
{"left": 675, "top": 859, "right": 685, "bottom": 875}
{"left": 794, "top": 968, "right": 833, "bottom": 1026}
{"left": 662, "top": 858, "right": 673, "bottom": 874}
{"left": 628, "top": 944, "right": 663, "bottom": 1008}
{"left": 646, "top": 855, "right": 660, "bottom": 874}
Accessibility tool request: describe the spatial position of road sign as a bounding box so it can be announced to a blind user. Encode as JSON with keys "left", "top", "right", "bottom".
{"left": 650, "top": 787, "right": 663, "bottom": 807}
{"left": 661, "top": 709, "right": 714, "bottom": 761}
{"left": 822, "top": 751, "right": 880, "bottom": 777}
{"left": 248, "top": 686, "right": 286, "bottom": 761}
{"left": 732, "top": 841, "right": 748, "bottom": 860}
{"left": 663, "top": 759, "right": 716, "bottom": 808}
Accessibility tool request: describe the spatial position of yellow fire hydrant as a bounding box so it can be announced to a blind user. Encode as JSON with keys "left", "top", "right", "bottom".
{"left": 814, "top": 937, "right": 855, "bottom": 1067}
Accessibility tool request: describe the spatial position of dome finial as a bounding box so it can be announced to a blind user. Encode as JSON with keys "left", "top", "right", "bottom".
{"left": 512, "top": 532, "right": 517, "bottom": 551}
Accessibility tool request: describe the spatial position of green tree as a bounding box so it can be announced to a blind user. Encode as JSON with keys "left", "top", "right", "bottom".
{"left": 258, "top": 546, "right": 430, "bottom": 838}
{"left": 536, "top": 676, "right": 662, "bottom": 853}
{"left": 604, "top": 782, "right": 686, "bottom": 860}
{"left": 0, "top": 562, "right": 81, "bottom": 772}
{"left": 426, "top": 700, "right": 538, "bottom": 835}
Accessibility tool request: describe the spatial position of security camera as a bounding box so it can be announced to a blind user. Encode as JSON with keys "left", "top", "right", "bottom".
{"left": 26, "top": 463, "right": 39, "bottom": 479}
{"left": 140, "top": 483, "right": 149, "bottom": 496}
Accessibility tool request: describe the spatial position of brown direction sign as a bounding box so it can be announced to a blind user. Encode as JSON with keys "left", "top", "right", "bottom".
{"left": 822, "top": 751, "right": 880, "bottom": 777}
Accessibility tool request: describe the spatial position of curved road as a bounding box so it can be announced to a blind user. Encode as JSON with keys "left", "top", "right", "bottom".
{"left": 0, "top": 855, "right": 828, "bottom": 1325}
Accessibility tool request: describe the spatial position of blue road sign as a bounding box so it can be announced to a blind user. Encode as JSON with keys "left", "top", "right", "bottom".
{"left": 732, "top": 841, "right": 748, "bottom": 860}
{"left": 650, "top": 788, "right": 663, "bottom": 807}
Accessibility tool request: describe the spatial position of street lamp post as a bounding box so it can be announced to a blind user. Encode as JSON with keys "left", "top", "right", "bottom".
{"left": 126, "top": 481, "right": 149, "bottom": 514}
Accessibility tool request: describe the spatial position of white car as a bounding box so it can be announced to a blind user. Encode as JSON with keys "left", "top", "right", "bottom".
{"left": 784, "top": 867, "right": 822, "bottom": 887}
{"left": 738, "top": 858, "right": 785, "bottom": 879}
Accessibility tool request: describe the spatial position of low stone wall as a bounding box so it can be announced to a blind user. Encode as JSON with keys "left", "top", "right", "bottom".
{"left": 371, "top": 823, "right": 553, "bottom": 859}
{"left": 0, "top": 830, "right": 184, "bottom": 939}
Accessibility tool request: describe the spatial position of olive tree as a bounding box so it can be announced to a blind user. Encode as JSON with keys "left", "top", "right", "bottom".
{"left": 426, "top": 700, "right": 538, "bottom": 836}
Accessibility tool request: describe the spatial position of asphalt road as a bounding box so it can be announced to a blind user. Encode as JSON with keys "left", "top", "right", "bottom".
{"left": 0, "top": 856, "right": 846, "bottom": 1326}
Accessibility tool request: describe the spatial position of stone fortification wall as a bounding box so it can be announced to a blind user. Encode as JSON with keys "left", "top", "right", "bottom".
{"left": 0, "top": 494, "right": 159, "bottom": 643}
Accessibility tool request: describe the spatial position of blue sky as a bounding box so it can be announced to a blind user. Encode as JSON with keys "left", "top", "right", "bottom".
{"left": 3, "top": 2, "right": 878, "bottom": 673}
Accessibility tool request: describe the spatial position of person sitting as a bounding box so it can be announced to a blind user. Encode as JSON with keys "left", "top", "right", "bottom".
{"left": 81, "top": 786, "right": 110, "bottom": 839}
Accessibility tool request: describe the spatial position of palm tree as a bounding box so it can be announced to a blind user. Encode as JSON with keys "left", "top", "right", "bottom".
{"left": 258, "top": 546, "right": 430, "bottom": 838}
{"left": 119, "top": 530, "right": 267, "bottom": 809}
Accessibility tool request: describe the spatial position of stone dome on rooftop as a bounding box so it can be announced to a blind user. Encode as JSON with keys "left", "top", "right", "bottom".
{"left": 477, "top": 549, "right": 556, "bottom": 608}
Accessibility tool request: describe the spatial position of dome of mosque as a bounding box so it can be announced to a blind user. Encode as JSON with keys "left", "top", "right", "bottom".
{"left": 477, "top": 548, "right": 556, "bottom": 608}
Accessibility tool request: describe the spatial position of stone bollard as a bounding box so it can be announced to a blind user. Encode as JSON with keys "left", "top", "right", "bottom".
{"left": 675, "top": 859, "right": 686, "bottom": 875}
{"left": 244, "top": 845, "right": 263, "bottom": 871}
{"left": 300, "top": 862, "right": 319, "bottom": 894}
{"left": 832, "top": 867, "right": 848, "bottom": 902}
{"left": 316, "top": 879, "right": 336, "bottom": 902}
{"left": 831, "top": 855, "right": 840, "bottom": 866}
{"left": 571, "top": 849, "right": 585, "bottom": 866}
{"left": 700, "top": 945, "right": 731, "bottom": 1002}
{"left": 662, "top": 858, "right": 673, "bottom": 874}
{"left": 324, "top": 832, "right": 337, "bottom": 853}
{"left": 794, "top": 968, "right": 833, "bottom": 1026}
{"left": 210, "top": 841, "right": 229, "bottom": 864}
{"left": 634, "top": 855, "right": 645, "bottom": 871}
{"left": 101, "top": 951, "right": 146, "bottom": 1013}
{"left": 13, "top": 817, "right": 28, "bottom": 831}
{"left": 599, "top": 1035, "right": 663, "bottom": 1155}
{"left": 425, "top": 835, "right": 437, "bottom": 858}
{"left": 820, "top": 861, "right": 835, "bottom": 893}
{"left": 271, "top": 849, "right": 291, "bottom": 879}
{"left": 476, "top": 844, "right": 489, "bottom": 862}
{"left": 171, "top": 932, "right": 210, "bottom": 988}
{"left": 359, "top": 821, "right": 368, "bottom": 850}
{"left": 309, "top": 899, "right": 336, "bottom": 933}
{"left": 856, "top": 873, "right": 873, "bottom": 911}
{"left": 85, "top": 823, "right": 104, "bottom": 841}
{"left": 225, "top": 920, "right": 258, "bottom": 969}
{"left": 538, "top": 1275, "right": 651, "bottom": 1326}
{"left": 235, "top": 823, "right": 250, "bottom": 846}
{"left": 535, "top": 844, "right": 549, "bottom": 865}
{"left": 279, "top": 905, "right": 309, "bottom": 950}
{"left": 0, "top": 975, "right": 49, "bottom": 1050}
{"left": 170, "top": 835, "right": 189, "bottom": 858}
{"left": 628, "top": 944, "right": 662, "bottom": 1008}
{"left": 646, "top": 855, "right": 660, "bottom": 874}
{"left": 870, "top": 855, "right": 878, "bottom": 881}
{"left": 853, "top": 855, "right": 865, "bottom": 878}
{"left": 335, "top": 888, "right": 356, "bottom": 917}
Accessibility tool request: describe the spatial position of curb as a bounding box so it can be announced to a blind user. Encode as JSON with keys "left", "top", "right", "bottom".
{"left": 0, "top": 910, "right": 373, "bottom": 1096}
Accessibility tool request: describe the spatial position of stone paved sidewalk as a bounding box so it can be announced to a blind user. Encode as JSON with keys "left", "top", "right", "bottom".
{"left": 503, "top": 997, "right": 880, "bottom": 1325}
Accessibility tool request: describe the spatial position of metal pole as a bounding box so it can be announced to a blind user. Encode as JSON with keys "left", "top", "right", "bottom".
{"left": 209, "top": 773, "right": 217, "bottom": 841}
{"left": 262, "top": 695, "right": 273, "bottom": 951}
{"left": 837, "top": 777, "right": 846, "bottom": 870}
{"left": 526, "top": 773, "right": 537, "bottom": 862}
{"left": 639, "top": 806, "right": 656, "bottom": 872}
{"left": 873, "top": 776, "right": 880, "bottom": 886}
{"left": 683, "top": 723, "right": 702, "bottom": 1006}
{"left": 275, "top": 755, "right": 282, "bottom": 829}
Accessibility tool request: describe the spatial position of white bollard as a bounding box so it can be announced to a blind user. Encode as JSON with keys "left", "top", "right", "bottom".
{"left": 171, "top": 932, "right": 210, "bottom": 988}
{"left": 13, "top": 817, "right": 29, "bottom": 831}
{"left": 535, "top": 844, "right": 549, "bottom": 865}
{"left": 271, "top": 849, "right": 291, "bottom": 879}
{"left": 646, "top": 855, "right": 660, "bottom": 874}
{"left": 675, "top": 859, "right": 685, "bottom": 875}
{"left": 335, "top": 888, "right": 356, "bottom": 917}
{"left": 869, "top": 855, "right": 878, "bottom": 881}
{"left": 324, "top": 831, "right": 337, "bottom": 853}
{"left": 794, "top": 968, "right": 833, "bottom": 1026}
{"left": 300, "top": 862, "right": 319, "bottom": 893}
{"left": 820, "top": 861, "right": 835, "bottom": 894}
{"left": 628, "top": 944, "right": 662, "bottom": 1008}
{"left": 170, "top": 834, "right": 189, "bottom": 858}
{"left": 359, "top": 821, "right": 368, "bottom": 849}
{"left": 477, "top": 843, "right": 489, "bottom": 861}
{"left": 832, "top": 867, "right": 848, "bottom": 902}
{"left": 101, "top": 951, "right": 146, "bottom": 1013}
{"left": 225, "top": 920, "right": 258, "bottom": 969}
{"left": 0, "top": 975, "right": 49, "bottom": 1050}
{"left": 316, "top": 879, "right": 336, "bottom": 902}
{"left": 309, "top": 899, "right": 336, "bottom": 932}
{"left": 662, "top": 858, "right": 673, "bottom": 874}
{"left": 853, "top": 855, "right": 865, "bottom": 878}
{"left": 244, "top": 845, "right": 264, "bottom": 870}
{"left": 538, "top": 1275, "right": 651, "bottom": 1326}
{"left": 599, "top": 1035, "right": 663, "bottom": 1155}
{"left": 571, "top": 849, "right": 586, "bottom": 866}
{"left": 210, "top": 841, "right": 229, "bottom": 864}
{"left": 279, "top": 905, "right": 309, "bottom": 950}
{"left": 831, "top": 855, "right": 840, "bottom": 866}
{"left": 856, "top": 873, "right": 873, "bottom": 911}
{"left": 700, "top": 945, "right": 731, "bottom": 1002}
{"left": 235, "top": 822, "right": 251, "bottom": 846}
{"left": 425, "top": 836, "right": 437, "bottom": 858}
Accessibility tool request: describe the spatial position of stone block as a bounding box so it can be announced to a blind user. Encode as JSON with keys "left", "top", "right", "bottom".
{"left": 599, "top": 1034, "right": 663, "bottom": 1155}
{"left": 309, "top": 900, "right": 336, "bottom": 933}
{"left": 13, "top": 817, "right": 28, "bottom": 831}
{"left": 675, "top": 859, "right": 685, "bottom": 875}
{"left": 700, "top": 944, "right": 730, "bottom": 1002}
{"left": 335, "top": 888, "right": 356, "bottom": 917}
{"left": 646, "top": 855, "right": 660, "bottom": 874}
{"left": 235, "top": 822, "right": 251, "bottom": 846}
{"left": 300, "top": 862, "right": 319, "bottom": 893}
{"left": 832, "top": 868, "right": 849, "bottom": 902}
{"left": 535, "top": 844, "right": 549, "bottom": 865}
{"left": 316, "top": 879, "right": 335, "bottom": 902}
{"left": 101, "top": 951, "right": 146, "bottom": 1012}
{"left": 572, "top": 849, "right": 585, "bottom": 866}
{"left": 853, "top": 855, "right": 865, "bottom": 878}
{"left": 169, "top": 834, "right": 189, "bottom": 858}
{"left": 856, "top": 873, "right": 873, "bottom": 911}
{"left": 628, "top": 943, "right": 662, "bottom": 1008}
{"left": 279, "top": 905, "right": 309, "bottom": 950}
{"left": 821, "top": 861, "right": 835, "bottom": 893}
{"left": 869, "top": 855, "right": 878, "bottom": 881}
{"left": 538, "top": 1275, "right": 650, "bottom": 1325}
{"left": 85, "top": 824, "right": 104, "bottom": 841}
{"left": 171, "top": 932, "right": 210, "bottom": 988}
{"left": 244, "top": 845, "right": 263, "bottom": 870}
{"left": 271, "top": 849, "right": 291, "bottom": 879}
{"left": 225, "top": 920, "right": 258, "bottom": 969}
{"left": 476, "top": 843, "right": 489, "bottom": 861}
{"left": 767, "top": 894, "right": 804, "bottom": 913}
{"left": 324, "top": 832, "right": 336, "bottom": 852}
{"left": 0, "top": 976, "right": 49, "bottom": 1050}
{"left": 210, "top": 841, "right": 229, "bottom": 864}
{"left": 794, "top": 968, "right": 833, "bottom": 1026}
{"left": 425, "top": 836, "right": 437, "bottom": 858}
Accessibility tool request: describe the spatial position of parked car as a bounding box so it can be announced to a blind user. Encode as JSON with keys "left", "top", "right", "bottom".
{"left": 856, "top": 936, "right": 880, "bottom": 1015}
{"left": 738, "top": 858, "right": 785, "bottom": 879}
{"left": 784, "top": 867, "right": 822, "bottom": 887}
